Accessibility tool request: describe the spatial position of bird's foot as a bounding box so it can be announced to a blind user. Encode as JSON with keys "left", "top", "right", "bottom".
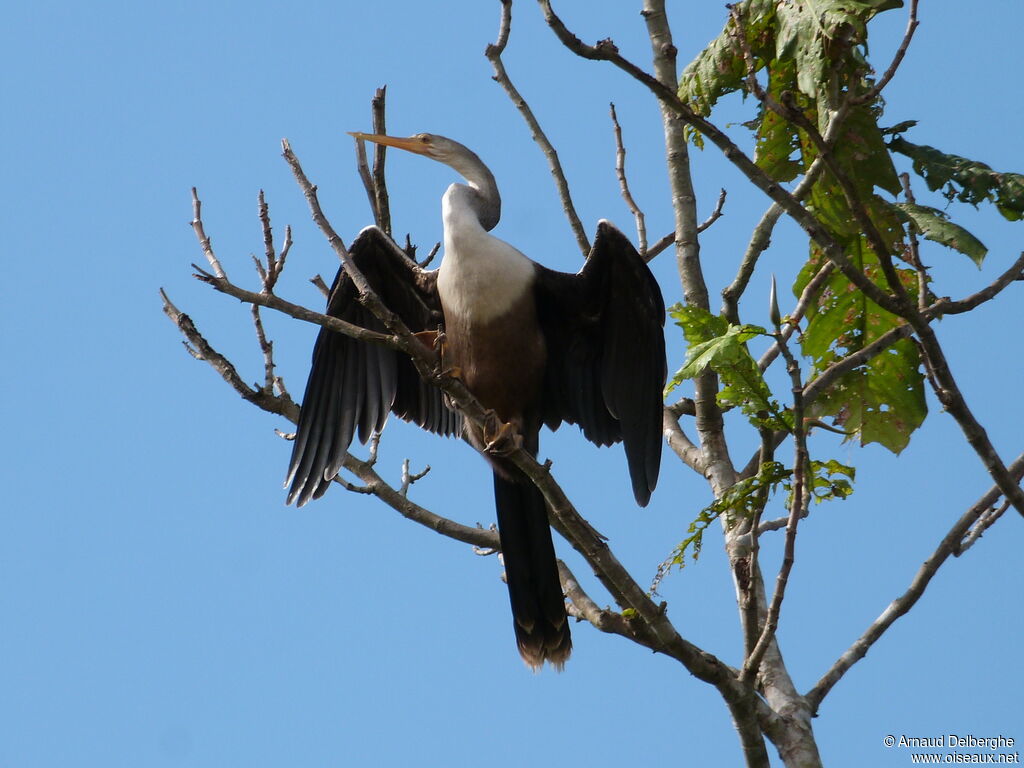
{"left": 413, "top": 330, "right": 440, "bottom": 350}
{"left": 482, "top": 410, "right": 522, "bottom": 456}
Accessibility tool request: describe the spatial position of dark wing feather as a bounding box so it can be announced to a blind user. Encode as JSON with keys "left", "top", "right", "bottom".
{"left": 535, "top": 221, "right": 666, "bottom": 506}
{"left": 285, "top": 226, "right": 460, "bottom": 507}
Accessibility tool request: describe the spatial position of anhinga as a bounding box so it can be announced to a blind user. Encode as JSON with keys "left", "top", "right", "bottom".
{"left": 285, "top": 132, "right": 666, "bottom": 670}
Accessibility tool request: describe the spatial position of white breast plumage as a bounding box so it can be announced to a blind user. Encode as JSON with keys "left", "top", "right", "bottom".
{"left": 436, "top": 187, "right": 535, "bottom": 323}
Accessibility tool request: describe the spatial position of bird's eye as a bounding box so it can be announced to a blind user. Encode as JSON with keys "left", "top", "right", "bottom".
{"left": 417, "top": 134, "right": 430, "bottom": 143}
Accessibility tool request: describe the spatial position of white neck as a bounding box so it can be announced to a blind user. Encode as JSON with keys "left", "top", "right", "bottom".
{"left": 437, "top": 188, "right": 535, "bottom": 322}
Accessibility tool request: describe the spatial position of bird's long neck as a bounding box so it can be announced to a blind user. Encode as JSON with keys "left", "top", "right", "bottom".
{"left": 444, "top": 148, "right": 500, "bottom": 231}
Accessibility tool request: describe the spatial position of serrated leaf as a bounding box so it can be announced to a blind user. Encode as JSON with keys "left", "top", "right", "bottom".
{"left": 754, "top": 60, "right": 804, "bottom": 181}
{"left": 668, "top": 312, "right": 788, "bottom": 429}
{"left": 794, "top": 244, "right": 926, "bottom": 453}
{"left": 677, "top": 0, "right": 777, "bottom": 115}
{"left": 891, "top": 202, "right": 988, "bottom": 266}
{"left": 774, "top": 0, "right": 902, "bottom": 106}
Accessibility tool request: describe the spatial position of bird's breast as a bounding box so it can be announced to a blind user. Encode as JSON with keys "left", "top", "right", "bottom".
{"left": 436, "top": 232, "right": 536, "bottom": 324}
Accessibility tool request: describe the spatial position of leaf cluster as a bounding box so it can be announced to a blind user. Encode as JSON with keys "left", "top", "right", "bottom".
{"left": 668, "top": 305, "right": 790, "bottom": 431}
{"left": 676, "top": 0, "right": 1022, "bottom": 457}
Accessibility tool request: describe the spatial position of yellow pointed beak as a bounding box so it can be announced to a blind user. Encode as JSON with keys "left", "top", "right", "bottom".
{"left": 347, "top": 132, "right": 432, "bottom": 156}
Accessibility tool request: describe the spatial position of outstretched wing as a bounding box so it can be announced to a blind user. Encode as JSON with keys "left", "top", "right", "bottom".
{"left": 534, "top": 221, "right": 666, "bottom": 506}
{"left": 285, "top": 226, "right": 460, "bottom": 507}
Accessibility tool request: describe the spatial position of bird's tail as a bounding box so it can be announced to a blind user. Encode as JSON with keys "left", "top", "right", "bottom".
{"left": 492, "top": 470, "right": 572, "bottom": 670}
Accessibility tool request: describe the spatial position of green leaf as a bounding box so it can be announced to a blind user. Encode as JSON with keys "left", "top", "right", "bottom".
{"left": 677, "top": 0, "right": 777, "bottom": 116}
{"left": 890, "top": 137, "right": 1024, "bottom": 221}
{"left": 665, "top": 305, "right": 730, "bottom": 394}
{"left": 794, "top": 244, "right": 927, "bottom": 453}
{"left": 804, "top": 459, "right": 856, "bottom": 504}
{"left": 667, "top": 308, "right": 789, "bottom": 429}
{"left": 773, "top": 0, "right": 902, "bottom": 107}
{"left": 668, "top": 304, "right": 730, "bottom": 345}
{"left": 653, "top": 461, "right": 791, "bottom": 587}
{"left": 754, "top": 59, "right": 804, "bottom": 181}
{"left": 891, "top": 202, "right": 988, "bottom": 266}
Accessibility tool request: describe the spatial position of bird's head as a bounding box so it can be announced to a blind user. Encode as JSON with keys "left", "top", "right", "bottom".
{"left": 348, "top": 132, "right": 467, "bottom": 165}
{"left": 348, "top": 131, "right": 500, "bottom": 230}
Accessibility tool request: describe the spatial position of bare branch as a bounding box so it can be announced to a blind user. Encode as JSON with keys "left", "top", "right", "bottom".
{"left": 249, "top": 304, "right": 276, "bottom": 392}
{"left": 486, "top": 0, "right": 590, "bottom": 256}
{"left": 663, "top": 409, "right": 705, "bottom": 475}
{"left": 805, "top": 451, "right": 1024, "bottom": 712}
{"left": 191, "top": 261, "right": 398, "bottom": 349}
{"left": 926, "top": 251, "right": 1024, "bottom": 316}
{"left": 697, "top": 188, "right": 727, "bottom": 233}
{"left": 419, "top": 241, "right": 441, "bottom": 269}
{"left": 353, "top": 135, "right": 379, "bottom": 225}
{"left": 723, "top": 149, "right": 829, "bottom": 328}
{"left": 399, "top": 457, "right": 432, "bottom": 497}
{"left": 644, "top": 232, "right": 675, "bottom": 262}
{"left": 666, "top": 398, "right": 696, "bottom": 418}
{"left": 371, "top": 86, "right": 393, "bottom": 237}
{"left": 160, "top": 288, "right": 295, "bottom": 419}
{"left": 850, "top": 0, "right": 920, "bottom": 105}
{"left": 310, "top": 274, "right": 330, "bottom": 298}
{"left": 911, "top": 319, "right": 1024, "bottom": 517}
{"left": 190, "top": 187, "right": 226, "bottom": 279}
{"left": 956, "top": 500, "right": 1010, "bottom": 555}
{"left": 742, "top": 333, "right": 807, "bottom": 683}
{"left": 558, "top": 560, "right": 657, "bottom": 649}
{"left": 609, "top": 102, "right": 647, "bottom": 253}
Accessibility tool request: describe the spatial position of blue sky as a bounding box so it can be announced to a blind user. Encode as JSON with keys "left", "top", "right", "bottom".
{"left": 2, "top": 2, "right": 1021, "bottom": 766}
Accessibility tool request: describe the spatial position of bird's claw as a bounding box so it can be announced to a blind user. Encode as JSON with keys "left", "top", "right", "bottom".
{"left": 482, "top": 411, "right": 522, "bottom": 456}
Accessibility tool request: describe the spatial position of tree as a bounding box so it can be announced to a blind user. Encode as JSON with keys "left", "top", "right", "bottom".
{"left": 164, "top": 2, "right": 1022, "bottom": 765}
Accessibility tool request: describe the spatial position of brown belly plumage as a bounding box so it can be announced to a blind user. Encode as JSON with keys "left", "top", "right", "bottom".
{"left": 441, "top": 291, "right": 546, "bottom": 436}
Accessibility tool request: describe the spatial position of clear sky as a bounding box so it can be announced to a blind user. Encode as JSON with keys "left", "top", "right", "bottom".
{"left": 2, "top": 2, "right": 1021, "bottom": 766}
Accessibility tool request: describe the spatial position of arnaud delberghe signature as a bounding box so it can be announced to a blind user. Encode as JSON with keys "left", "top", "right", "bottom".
{"left": 897, "top": 735, "right": 1016, "bottom": 750}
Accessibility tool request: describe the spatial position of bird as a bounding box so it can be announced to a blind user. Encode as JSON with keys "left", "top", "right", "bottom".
{"left": 284, "top": 132, "right": 666, "bottom": 670}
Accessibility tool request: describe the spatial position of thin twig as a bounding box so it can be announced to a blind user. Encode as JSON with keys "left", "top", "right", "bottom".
{"left": 742, "top": 332, "right": 807, "bottom": 683}
{"left": 850, "top": 0, "right": 920, "bottom": 105}
{"left": 371, "top": 86, "right": 393, "bottom": 237}
{"left": 644, "top": 232, "right": 675, "bottom": 262}
{"left": 353, "top": 136, "right": 379, "bottom": 225}
{"left": 192, "top": 260, "right": 399, "bottom": 349}
{"left": 899, "top": 173, "right": 929, "bottom": 311}
{"left": 310, "top": 274, "right": 330, "bottom": 298}
{"left": 956, "top": 500, "right": 1010, "bottom": 556}
{"left": 250, "top": 303, "right": 276, "bottom": 392}
{"left": 160, "top": 288, "right": 295, "bottom": 418}
{"left": 926, "top": 252, "right": 1024, "bottom": 316}
{"left": 399, "top": 458, "right": 432, "bottom": 497}
{"left": 419, "top": 242, "right": 441, "bottom": 268}
{"left": 697, "top": 189, "right": 727, "bottom": 233}
{"left": 609, "top": 102, "right": 647, "bottom": 253}
{"left": 724, "top": 149, "right": 829, "bottom": 328}
{"left": 486, "top": 0, "right": 590, "bottom": 256}
{"left": 805, "top": 451, "right": 1024, "bottom": 712}
{"left": 190, "top": 187, "right": 226, "bottom": 279}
